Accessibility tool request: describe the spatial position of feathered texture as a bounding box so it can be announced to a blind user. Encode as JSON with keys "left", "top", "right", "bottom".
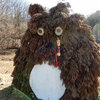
{"left": 28, "top": 4, "right": 46, "bottom": 16}
{"left": 12, "top": 2, "right": 100, "bottom": 100}
{"left": 50, "top": 3, "right": 70, "bottom": 15}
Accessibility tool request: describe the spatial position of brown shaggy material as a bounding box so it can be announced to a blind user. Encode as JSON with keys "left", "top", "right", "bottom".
{"left": 12, "top": 3, "right": 100, "bottom": 100}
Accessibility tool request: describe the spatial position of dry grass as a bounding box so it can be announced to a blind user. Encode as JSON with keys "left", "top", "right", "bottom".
{"left": 0, "top": 49, "right": 15, "bottom": 90}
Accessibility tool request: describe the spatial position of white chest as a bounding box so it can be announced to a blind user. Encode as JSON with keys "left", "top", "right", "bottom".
{"left": 29, "top": 62, "right": 66, "bottom": 100}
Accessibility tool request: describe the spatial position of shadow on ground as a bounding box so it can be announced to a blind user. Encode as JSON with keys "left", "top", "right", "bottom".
{"left": 0, "top": 86, "right": 32, "bottom": 100}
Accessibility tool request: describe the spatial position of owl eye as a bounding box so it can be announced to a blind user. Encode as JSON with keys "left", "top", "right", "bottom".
{"left": 55, "top": 27, "right": 63, "bottom": 36}
{"left": 37, "top": 28, "right": 44, "bottom": 36}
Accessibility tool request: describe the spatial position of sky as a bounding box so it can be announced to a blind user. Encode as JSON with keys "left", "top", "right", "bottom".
{"left": 26, "top": 0, "right": 100, "bottom": 16}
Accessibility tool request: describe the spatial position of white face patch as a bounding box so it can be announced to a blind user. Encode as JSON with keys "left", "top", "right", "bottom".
{"left": 29, "top": 62, "right": 66, "bottom": 100}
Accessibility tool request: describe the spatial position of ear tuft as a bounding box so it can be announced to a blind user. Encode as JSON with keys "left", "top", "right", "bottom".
{"left": 28, "top": 4, "right": 45, "bottom": 17}
{"left": 50, "top": 3, "right": 71, "bottom": 15}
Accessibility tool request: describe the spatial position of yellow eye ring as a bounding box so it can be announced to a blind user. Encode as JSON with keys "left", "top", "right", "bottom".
{"left": 55, "top": 27, "right": 63, "bottom": 36}
{"left": 37, "top": 28, "right": 44, "bottom": 36}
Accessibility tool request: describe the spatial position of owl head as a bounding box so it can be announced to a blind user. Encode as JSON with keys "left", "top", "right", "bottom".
{"left": 28, "top": 3, "right": 70, "bottom": 40}
{"left": 20, "top": 3, "right": 88, "bottom": 64}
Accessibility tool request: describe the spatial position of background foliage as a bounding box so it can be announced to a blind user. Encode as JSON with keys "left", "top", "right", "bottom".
{"left": 0, "top": 0, "right": 28, "bottom": 50}
{"left": 85, "top": 11, "right": 100, "bottom": 27}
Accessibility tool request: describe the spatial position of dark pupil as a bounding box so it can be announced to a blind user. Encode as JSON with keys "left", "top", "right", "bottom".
{"left": 57, "top": 29, "right": 61, "bottom": 33}
{"left": 39, "top": 29, "right": 42, "bottom": 33}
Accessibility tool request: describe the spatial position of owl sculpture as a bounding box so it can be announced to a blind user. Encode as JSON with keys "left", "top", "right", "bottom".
{"left": 12, "top": 3, "right": 100, "bottom": 100}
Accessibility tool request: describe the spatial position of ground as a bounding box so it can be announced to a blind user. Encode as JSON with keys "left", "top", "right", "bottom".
{"left": 0, "top": 49, "right": 100, "bottom": 100}
{"left": 0, "top": 49, "right": 31, "bottom": 100}
{"left": 0, "top": 49, "right": 15, "bottom": 90}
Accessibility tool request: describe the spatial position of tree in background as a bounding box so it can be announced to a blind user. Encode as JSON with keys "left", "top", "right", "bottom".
{"left": 85, "top": 11, "right": 100, "bottom": 27}
{"left": 0, "top": 0, "right": 29, "bottom": 50}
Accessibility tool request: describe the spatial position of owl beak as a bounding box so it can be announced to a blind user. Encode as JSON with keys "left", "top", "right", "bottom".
{"left": 45, "top": 42, "right": 53, "bottom": 48}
